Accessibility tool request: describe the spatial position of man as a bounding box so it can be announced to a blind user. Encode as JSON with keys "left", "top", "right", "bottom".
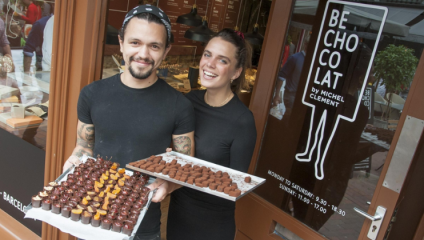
{"left": 0, "top": 18, "right": 13, "bottom": 69}
{"left": 273, "top": 38, "right": 309, "bottom": 110}
{"left": 23, "top": 14, "right": 52, "bottom": 72}
{"left": 62, "top": 5, "right": 194, "bottom": 240}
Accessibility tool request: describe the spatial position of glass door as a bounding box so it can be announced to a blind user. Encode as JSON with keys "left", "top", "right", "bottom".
{"left": 252, "top": 0, "right": 423, "bottom": 239}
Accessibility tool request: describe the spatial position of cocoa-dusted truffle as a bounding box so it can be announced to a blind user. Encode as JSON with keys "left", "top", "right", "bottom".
{"left": 224, "top": 187, "right": 231, "bottom": 194}
{"left": 187, "top": 178, "right": 194, "bottom": 185}
{"left": 217, "top": 185, "right": 224, "bottom": 192}
{"left": 209, "top": 183, "right": 218, "bottom": 190}
{"left": 229, "top": 189, "right": 242, "bottom": 197}
{"left": 202, "top": 181, "right": 209, "bottom": 188}
{"left": 31, "top": 195, "right": 42, "bottom": 208}
{"left": 244, "top": 176, "right": 251, "bottom": 183}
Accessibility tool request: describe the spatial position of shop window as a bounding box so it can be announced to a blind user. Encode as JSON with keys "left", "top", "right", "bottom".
{"left": 254, "top": 0, "right": 423, "bottom": 239}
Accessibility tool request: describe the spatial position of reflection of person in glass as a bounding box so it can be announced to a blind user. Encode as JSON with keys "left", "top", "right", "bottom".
{"left": 17, "top": 0, "right": 42, "bottom": 24}
{"left": 0, "top": 18, "right": 14, "bottom": 71}
{"left": 273, "top": 38, "right": 308, "bottom": 112}
{"left": 167, "top": 29, "right": 257, "bottom": 240}
{"left": 61, "top": 5, "right": 195, "bottom": 240}
{"left": 23, "top": 12, "right": 53, "bottom": 72}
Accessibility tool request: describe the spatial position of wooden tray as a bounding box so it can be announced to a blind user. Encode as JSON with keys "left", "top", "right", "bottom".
{"left": 126, "top": 151, "right": 266, "bottom": 201}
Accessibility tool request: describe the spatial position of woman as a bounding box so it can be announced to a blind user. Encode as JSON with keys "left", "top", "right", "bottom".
{"left": 166, "top": 28, "right": 257, "bottom": 240}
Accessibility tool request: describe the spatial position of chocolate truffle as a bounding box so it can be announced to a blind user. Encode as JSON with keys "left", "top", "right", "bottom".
{"left": 224, "top": 187, "right": 231, "bottom": 194}
{"left": 244, "top": 176, "right": 251, "bottom": 183}
{"left": 217, "top": 185, "right": 224, "bottom": 192}
{"left": 209, "top": 183, "right": 218, "bottom": 190}
{"left": 229, "top": 189, "right": 242, "bottom": 197}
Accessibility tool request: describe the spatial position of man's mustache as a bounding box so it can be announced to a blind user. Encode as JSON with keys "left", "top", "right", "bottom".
{"left": 129, "top": 56, "right": 154, "bottom": 65}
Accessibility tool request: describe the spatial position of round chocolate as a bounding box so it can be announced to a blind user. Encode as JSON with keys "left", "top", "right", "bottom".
{"left": 50, "top": 195, "right": 60, "bottom": 201}
{"left": 81, "top": 211, "right": 92, "bottom": 224}
{"left": 120, "top": 206, "right": 131, "bottom": 212}
{"left": 118, "top": 195, "right": 127, "bottom": 201}
{"left": 112, "top": 221, "right": 123, "bottom": 233}
{"left": 67, "top": 178, "right": 75, "bottom": 184}
{"left": 61, "top": 206, "right": 72, "bottom": 218}
{"left": 91, "top": 217, "right": 101, "bottom": 227}
{"left": 31, "top": 195, "right": 42, "bottom": 208}
{"left": 68, "top": 201, "right": 78, "bottom": 208}
{"left": 70, "top": 211, "right": 81, "bottom": 221}
{"left": 52, "top": 203, "right": 62, "bottom": 214}
{"left": 117, "top": 215, "right": 127, "bottom": 221}
{"left": 42, "top": 199, "right": 52, "bottom": 210}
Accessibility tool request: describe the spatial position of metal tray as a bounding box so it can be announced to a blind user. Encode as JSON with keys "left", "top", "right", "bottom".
{"left": 126, "top": 151, "right": 266, "bottom": 201}
{"left": 24, "top": 155, "right": 155, "bottom": 240}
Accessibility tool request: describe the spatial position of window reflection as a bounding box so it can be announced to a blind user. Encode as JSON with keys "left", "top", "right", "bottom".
{"left": 0, "top": 0, "right": 54, "bottom": 150}
{"left": 255, "top": 0, "right": 423, "bottom": 239}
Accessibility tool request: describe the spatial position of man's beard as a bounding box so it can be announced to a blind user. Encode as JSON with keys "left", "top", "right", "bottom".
{"left": 128, "top": 56, "right": 155, "bottom": 80}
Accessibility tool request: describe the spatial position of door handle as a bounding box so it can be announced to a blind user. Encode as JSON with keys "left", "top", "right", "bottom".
{"left": 353, "top": 206, "right": 386, "bottom": 240}
{"left": 353, "top": 207, "right": 382, "bottom": 221}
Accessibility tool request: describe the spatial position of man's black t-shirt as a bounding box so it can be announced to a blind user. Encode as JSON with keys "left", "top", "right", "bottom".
{"left": 77, "top": 74, "right": 195, "bottom": 236}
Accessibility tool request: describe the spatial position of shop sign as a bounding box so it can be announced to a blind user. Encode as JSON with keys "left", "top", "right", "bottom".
{"left": 296, "top": 0, "right": 387, "bottom": 180}
{"left": 0, "top": 128, "right": 44, "bottom": 236}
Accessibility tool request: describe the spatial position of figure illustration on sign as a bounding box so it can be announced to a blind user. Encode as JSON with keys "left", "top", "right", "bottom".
{"left": 295, "top": 1, "right": 387, "bottom": 180}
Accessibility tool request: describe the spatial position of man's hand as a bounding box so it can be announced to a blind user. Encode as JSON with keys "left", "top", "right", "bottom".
{"left": 147, "top": 178, "right": 180, "bottom": 202}
{"left": 62, "top": 155, "right": 81, "bottom": 173}
{"left": 63, "top": 120, "right": 95, "bottom": 172}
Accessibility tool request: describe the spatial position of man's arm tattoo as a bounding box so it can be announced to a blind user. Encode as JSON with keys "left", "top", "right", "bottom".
{"left": 77, "top": 138, "right": 94, "bottom": 149}
{"left": 85, "top": 126, "right": 94, "bottom": 142}
{"left": 173, "top": 136, "right": 192, "bottom": 155}
{"left": 74, "top": 149, "right": 92, "bottom": 158}
{"left": 78, "top": 124, "right": 95, "bottom": 143}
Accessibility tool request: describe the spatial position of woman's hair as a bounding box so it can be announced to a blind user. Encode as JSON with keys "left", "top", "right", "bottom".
{"left": 209, "top": 28, "right": 253, "bottom": 94}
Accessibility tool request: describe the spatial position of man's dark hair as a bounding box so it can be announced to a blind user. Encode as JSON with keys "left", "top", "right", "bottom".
{"left": 119, "top": 12, "right": 170, "bottom": 48}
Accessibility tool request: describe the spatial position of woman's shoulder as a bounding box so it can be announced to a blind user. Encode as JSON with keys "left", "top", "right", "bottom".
{"left": 185, "top": 90, "right": 206, "bottom": 102}
{"left": 231, "top": 96, "right": 255, "bottom": 126}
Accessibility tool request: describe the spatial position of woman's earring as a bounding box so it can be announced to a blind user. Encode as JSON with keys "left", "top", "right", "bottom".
{"left": 231, "top": 79, "right": 234, "bottom": 84}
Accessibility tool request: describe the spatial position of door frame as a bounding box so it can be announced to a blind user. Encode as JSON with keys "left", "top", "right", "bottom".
{"left": 236, "top": 0, "right": 424, "bottom": 238}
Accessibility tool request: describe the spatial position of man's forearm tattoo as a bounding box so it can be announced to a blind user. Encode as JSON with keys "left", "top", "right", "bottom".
{"left": 173, "top": 136, "right": 192, "bottom": 155}
{"left": 78, "top": 124, "right": 95, "bottom": 143}
{"left": 85, "top": 126, "right": 94, "bottom": 142}
{"left": 77, "top": 138, "right": 94, "bottom": 149}
{"left": 74, "top": 149, "right": 92, "bottom": 158}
